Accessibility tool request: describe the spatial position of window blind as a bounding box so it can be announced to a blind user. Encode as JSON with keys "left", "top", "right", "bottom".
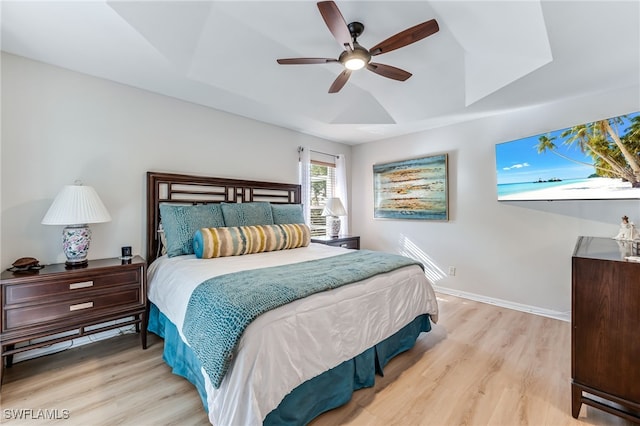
{"left": 309, "top": 160, "right": 336, "bottom": 236}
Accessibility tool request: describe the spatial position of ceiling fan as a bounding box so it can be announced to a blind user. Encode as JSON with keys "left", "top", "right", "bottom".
{"left": 276, "top": 1, "right": 439, "bottom": 93}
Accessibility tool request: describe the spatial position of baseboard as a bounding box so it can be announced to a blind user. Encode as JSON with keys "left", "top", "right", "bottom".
{"left": 12, "top": 318, "right": 138, "bottom": 364}
{"left": 433, "top": 285, "right": 571, "bottom": 322}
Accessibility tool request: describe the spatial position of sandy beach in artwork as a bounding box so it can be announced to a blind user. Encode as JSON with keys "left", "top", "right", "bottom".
{"left": 499, "top": 177, "right": 640, "bottom": 200}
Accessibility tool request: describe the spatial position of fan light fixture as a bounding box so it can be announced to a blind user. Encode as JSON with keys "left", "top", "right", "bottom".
{"left": 344, "top": 57, "right": 366, "bottom": 70}
{"left": 276, "top": 1, "right": 440, "bottom": 93}
{"left": 339, "top": 42, "right": 371, "bottom": 71}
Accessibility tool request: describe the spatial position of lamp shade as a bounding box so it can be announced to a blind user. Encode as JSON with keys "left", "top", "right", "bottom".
{"left": 322, "top": 197, "right": 347, "bottom": 217}
{"left": 42, "top": 185, "right": 111, "bottom": 225}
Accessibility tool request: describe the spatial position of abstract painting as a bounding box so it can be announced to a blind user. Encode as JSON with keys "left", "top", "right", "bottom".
{"left": 373, "top": 154, "right": 448, "bottom": 220}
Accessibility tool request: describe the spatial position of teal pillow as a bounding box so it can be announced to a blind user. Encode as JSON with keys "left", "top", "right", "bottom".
{"left": 159, "top": 203, "right": 225, "bottom": 257}
{"left": 271, "top": 204, "right": 305, "bottom": 224}
{"left": 220, "top": 202, "right": 274, "bottom": 227}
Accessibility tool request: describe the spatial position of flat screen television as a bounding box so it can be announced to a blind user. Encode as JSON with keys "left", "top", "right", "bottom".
{"left": 495, "top": 111, "right": 640, "bottom": 201}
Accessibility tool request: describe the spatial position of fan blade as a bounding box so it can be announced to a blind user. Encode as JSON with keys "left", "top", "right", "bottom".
{"left": 317, "top": 1, "right": 353, "bottom": 50}
{"left": 277, "top": 58, "right": 338, "bottom": 65}
{"left": 366, "top": 63, "right": 412, "bottom": 81}
{"left": 369, "top": 19, "right": 439, "bottom": 56}
{"left": 328, "top": 69, "right": 351, "bottom": 93}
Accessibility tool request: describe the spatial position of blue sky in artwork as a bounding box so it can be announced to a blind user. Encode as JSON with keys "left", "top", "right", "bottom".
{"left": 495, "top": 111, "right": 639, "bottom": 185}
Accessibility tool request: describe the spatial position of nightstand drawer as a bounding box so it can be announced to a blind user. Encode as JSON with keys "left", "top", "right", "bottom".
{"left": 4, "top": 287, "right": 142, "bottom": 331}
{"left": 333, "top": 239, "right": 359, "bottom": 249}
{"left": 311, "top": 235, "right": 360, "bottom": 250}
{"left": 4, "top": 269, "right": 141, "bottom": 305}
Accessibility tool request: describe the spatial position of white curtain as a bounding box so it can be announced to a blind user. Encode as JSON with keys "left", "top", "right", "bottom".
{"left": 298, "top": 147, "right": 311, "bottom": 225}
{"left": 335, "top": 154, "right": 349, "bottom": 235}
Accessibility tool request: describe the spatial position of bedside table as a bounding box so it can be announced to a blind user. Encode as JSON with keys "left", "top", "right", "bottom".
{"left": 311, "top": 235, "right": 360, "bottom": 250}
{"left": 0, "top": 256, "right": 147, "bottom": 387}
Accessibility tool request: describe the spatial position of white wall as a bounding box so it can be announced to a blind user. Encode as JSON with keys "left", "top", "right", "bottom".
{"left": 1, "top": 53, "right": 351, "bottom": 268}
{"left": 352, "top": 87, "right": 640, "bottom": 317}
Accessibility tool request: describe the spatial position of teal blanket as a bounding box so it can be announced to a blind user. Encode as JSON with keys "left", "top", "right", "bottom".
{"left": 182, "top": 249, "right": 422, "bottom": 388}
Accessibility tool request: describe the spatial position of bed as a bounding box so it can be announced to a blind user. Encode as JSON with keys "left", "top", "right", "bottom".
{"left": 145, "top": 171, "right": 439, "bottom": 425}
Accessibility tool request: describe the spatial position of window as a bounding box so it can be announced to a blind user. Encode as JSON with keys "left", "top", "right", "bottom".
{"left": 309, "top": 161, "right": 336, "bottom": 236}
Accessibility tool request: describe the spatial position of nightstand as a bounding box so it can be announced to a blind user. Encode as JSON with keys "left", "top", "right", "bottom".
{"left": 0, "top": 256, "right": 147, "bottom": 387}
{"left": 311, "top": 235, "right": 360, "bottom": 250}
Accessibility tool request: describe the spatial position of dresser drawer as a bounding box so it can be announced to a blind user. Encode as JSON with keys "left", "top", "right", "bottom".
{"left": 4, "top": 269, "right": 141, "bottom": 305}
{"left": 3, "top": 287, "right": 142, "bottom": 331}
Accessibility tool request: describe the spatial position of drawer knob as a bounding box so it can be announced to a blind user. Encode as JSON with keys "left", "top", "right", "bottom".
{"left": 69, "top": 301, "right": 94, "bottom": 311}
{"left": 69, "top": 281, "right": 94, "bottom": 290}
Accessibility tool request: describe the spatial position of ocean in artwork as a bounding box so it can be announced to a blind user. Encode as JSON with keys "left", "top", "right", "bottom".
{"left": 497, "top": 178, "right": 590, "bottom": 197}
{"left": 497, "top": 177, "right": 640, "bottom": 201}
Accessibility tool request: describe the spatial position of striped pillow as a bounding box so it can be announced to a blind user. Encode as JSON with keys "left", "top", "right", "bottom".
{"left": 193, "top": 223, "right": 310, "bottom": 259}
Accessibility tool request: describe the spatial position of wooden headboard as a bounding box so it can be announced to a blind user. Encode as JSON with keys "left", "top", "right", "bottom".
{"left": 146, "top": 171, "right": 302, "bottom": 264}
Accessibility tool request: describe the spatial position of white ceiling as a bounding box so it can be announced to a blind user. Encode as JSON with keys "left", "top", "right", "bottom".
{"left": 2, "top": 1, "right": 639, "bottom": 144}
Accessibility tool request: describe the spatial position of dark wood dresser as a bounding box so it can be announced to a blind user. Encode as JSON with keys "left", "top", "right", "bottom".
{"left": 571, "top": 236, "right": 640, "bottom": 422}
{"left": 0, "top": 256, "right": 147, "bottom": 387}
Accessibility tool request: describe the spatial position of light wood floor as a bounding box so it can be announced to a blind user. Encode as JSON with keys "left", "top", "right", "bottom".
{"left": 1, "top": 293, "right": 634, "bottom": 425}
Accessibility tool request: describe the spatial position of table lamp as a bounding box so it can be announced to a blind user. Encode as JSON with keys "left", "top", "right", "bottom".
{"left": 322, "top": 197, "right": 347, "bottom": 237}
{"left": 42, "top": 183, "right": 111, "bottom": 267}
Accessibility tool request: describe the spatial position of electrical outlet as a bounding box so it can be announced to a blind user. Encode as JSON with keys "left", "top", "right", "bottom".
{"left": 448, "top": 266, "right": 456, "bottom": 276}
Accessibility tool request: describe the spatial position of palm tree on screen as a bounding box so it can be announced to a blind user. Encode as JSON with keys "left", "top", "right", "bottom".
{"left": 536, "top": 115, "right": 640, "bottom": 187}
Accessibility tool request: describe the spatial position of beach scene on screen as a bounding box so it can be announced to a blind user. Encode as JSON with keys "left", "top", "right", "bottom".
{"left": 495, "top": 111, "right": 640, "bottom": 201}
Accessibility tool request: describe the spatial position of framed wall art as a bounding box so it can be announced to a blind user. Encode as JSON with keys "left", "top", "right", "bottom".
{"left": 373, "top": 153, "right": 448, "bottom": 220}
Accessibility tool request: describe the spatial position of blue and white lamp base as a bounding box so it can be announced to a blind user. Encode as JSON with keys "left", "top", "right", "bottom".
{"left": 62, "top": 224, "right": 91, "bottom": 267}
{"left": 327, "top": 216, "right": 341, "bottom": 238}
